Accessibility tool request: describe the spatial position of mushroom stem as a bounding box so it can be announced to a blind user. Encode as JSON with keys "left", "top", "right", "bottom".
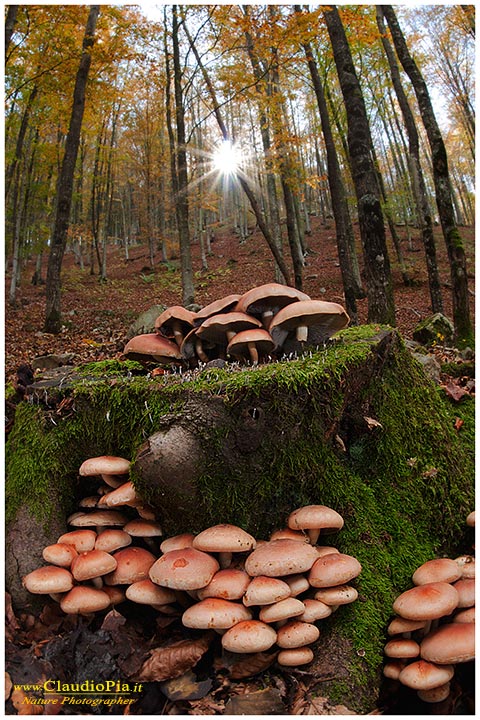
{"left": 91, "top": 577, "right": 104, "bottom": 589}
{"left": 295, "top": 324, "right": 308, "bottom": 343}
{"left": 172, "top": 321, "right": 184, "bottom": 349}
{"left": 195, "top": 338, "right": 210, "bottom": 363}
{"left": 308, "top": 528, "right": 321, "bottom": 545}
{"left": 218, "top": 551, "right": 233, "bottom": 569}
{"left": 247, "top": 342, "right": 259, "bottom": 365}
{"left": 261, "top": 310, "right": 275, "bottom": 329}
{"left": 226, "top": 330, "right": 236, "bottom": 343}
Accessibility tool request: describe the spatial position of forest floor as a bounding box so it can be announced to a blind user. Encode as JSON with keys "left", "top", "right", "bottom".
{"left": 5, "top": 216, "right": 475, "bottom": 384}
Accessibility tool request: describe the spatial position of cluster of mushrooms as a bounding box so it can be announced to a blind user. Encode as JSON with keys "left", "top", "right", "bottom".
{"left": 383, "top": 510, "right": 475, "bottom": 704}
{"left": 22, "top": 455, "right": 362, "bottom": 669}
{"left": 123, "top": 283, "right": 350, "bottom": 367}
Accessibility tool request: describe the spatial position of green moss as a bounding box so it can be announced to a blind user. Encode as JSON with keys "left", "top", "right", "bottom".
{"left": 440, "top": 360, "right": 475, "bottom": 378}
{"left": 76, "top": 358, "right": 146, "bottom": 376}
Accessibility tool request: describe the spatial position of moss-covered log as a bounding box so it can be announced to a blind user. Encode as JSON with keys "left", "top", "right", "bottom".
{"left": 5, "top": 326, "right": 474, "bottom": 712}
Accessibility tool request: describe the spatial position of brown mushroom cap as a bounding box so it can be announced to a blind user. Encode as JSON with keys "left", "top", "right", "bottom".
{"left": 95, "top": 529, "right": 132, "bottom": 553}
{"left": 417, "top": 682, "right": 451, "bottom": 704}
{"left": 412, "top": 558, "right": 462, "bottom": 586}
{"left": 57, "top": 529, "right": 97, "bottom": 552}
{"left": 243, "top": 576, "right": 292, "bottom": 606}
{"left": 226, "top": 328, "right": 275, "bottom": 364}
{"left": 298, "top": 598, "right": 333, "bottom": 622}
{"left": 23, "top": 566, "right": 74, "bottom": 594}
{"left": 123, "top": 333, "right": 182, "bottom": 364}
{"left": 103, "top": 585, "right": 126, "bottom": 606}
{"left": 42, "top": 543, "right": 78, "bottom": 568}
{"left": 398, "top": 660, "right": 455, "bottom": 690}
{"left": 259, "top": 597, "right": 306, "bottom": 623}
{"left": 155, "top": 306, "right": 196, "bottom": 346}
{"left": 71, "top": 549, "right": 117, "bottom": 582}
{"left": 269, "top": 528, "right": 308, "bottom": 543}
{"left": 383, "top": 660, "right": 408, "bottom": 680}
{"left": 197, "top": 568, "right": 251, "bottom": 601}
{"left": 125, "top": 579, "right": 176, "bottom": 606}
{"left": 105, "top": 547, "right": 157, "bottom": 585}
{"left": 451, "top": 578, "right": 475, "bottom": 608}
{"left": 60, "top": 586, "right": 111, "bottom": 615}
{"left": 68, "top": 510, "right": 129, "bottom": 528}
{"left": 182, "top": 597, "right": 252, "bottom": 629}
{"left": 221, "top": 619, "right": 277, "bottom": 653}
{"left": 269, "top": 299, "right": 349, "bottom": 347}
{"left": 452, "top": 607, "right": 475, "bottom": 624}
{"left": 466, "top": 510, "right": 475, "bottom": 527}
{"left": 313, "top": 585, "right": 359, "bottom": 606}
{"left": 284, "top": 574, "right": 310, "bottom": 597}
{"left": 392, "top": 582, "right": 459, "bottom": 621}
{"left": 160, "top": 533, "right": 195, "bottom": 554}
{"left": 149, "top": 547, "right": 219, "bottom": 590}
{"left": 123, "top": 519, "right": 163, "bottom": 538}
{"left": 276, "top": 620, "right": 320, "bottom": 649}
{"left": 277, "top": 647, "right": 314, "bottom": 666}
{"left": 287, "top": 505, "right": 344, "bottom": 542}
{"left": 193, "top": 524, "right": 256, "bottom": 554}
{"left": 244, "top": 539, "right": 319, "bottom": 578}
{"left": 103, "top": 481, "right": 139, "bottom": 508}
{"left": 79, "top": 456, "right": 131, "bottom": 477}
{"left": 387, "top": 617, "right": 427, "bottom": 636}
{"left": 384, "top": 638, "right": 421, "bottom": 659}
{"left": 420, "top": 622, "right": 475, "bottom": 664}
{"left": 194, "top": 294, "right": 242, "bottom": 326}
{"left": 196, "top": 312, "right": 263, "bottom": 346}
{"left": 235, "top": 283, "right": 311, "bottom": 328}
{"left": 454, "top": 555, "right": 475, "bottom": 579}
{"left": 308, "top": 553, "right": 362, "bottom": 588}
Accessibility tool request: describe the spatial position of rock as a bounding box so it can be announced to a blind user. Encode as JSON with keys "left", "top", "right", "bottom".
{"left": 32, "top": 353, "right": 74, "bottom": 371}
{"left": 460, "top": 347, "right": 475, "bottom": 361}
{"left": 411, "top": 353, "right": 442, "bottom": 384}
{"left": 412, "top": 313, "right": 454, "bottom": 347}
{"left": 125, "top": 304, "right": 166, "bottom": 341}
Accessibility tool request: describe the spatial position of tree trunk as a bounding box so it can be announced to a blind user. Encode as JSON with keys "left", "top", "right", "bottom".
{"left": 376, "top": 7, "right": 443, "bottom": 314}
{"left": 44, "top": 6, "right": 100, "bottom": 333}
{"left": 324, "top": 6, "right": 395, "bottom": 326}
{"left": 381, "top": 4, "right": 472, "bottom": 344}
{"left": 5, "top": 4, "right": 18, "bottom": 63}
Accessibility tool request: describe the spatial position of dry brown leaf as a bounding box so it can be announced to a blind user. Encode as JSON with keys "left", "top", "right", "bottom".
{"left": 442, "top": 382, "right": 468, "bottom": 402}
{"left": 5, "top": 672, "right": 13, "bottom": 701}
{"left": 364, "top": 416, "right": 382, "bottom": 430}
{"left": 216, "top": 649, "right": 278, "bottom": 679}
{"left": 292, "top": 693, "right": 357, "bottom": 715}
{"left": 160, "top": 670, "right": 212, "bottom": 701}
{"left": 10, "top": 688, "right": 43, "bottom": 715}
{"left": 135, "top": 633, "right": 213, "bottom": 682}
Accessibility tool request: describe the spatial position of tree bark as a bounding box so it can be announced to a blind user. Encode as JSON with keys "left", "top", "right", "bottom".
{"left": 323, "top": 6, "right": 395, "bottom": 326}
{"left": 5, "top": 4, "right": 19, "bottom": 63}
{"left": 381, "top": 4, "right": 472, "bottom": 344}
{"left": 44, "top": 6, "right": 100, "bottom": 333}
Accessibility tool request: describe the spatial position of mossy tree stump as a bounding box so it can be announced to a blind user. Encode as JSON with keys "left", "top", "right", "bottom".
{"left": 5, "top": 326, "right": 474, "bottom": 712}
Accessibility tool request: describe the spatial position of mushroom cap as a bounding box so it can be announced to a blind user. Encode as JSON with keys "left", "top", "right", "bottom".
{"left": 243, "top": 576, "right": 292, "bottom": 606}
{"left": 451, "top": 578, "right": 475, "bottom": 608}
{"left": 79, "top": 495, "right": 100, "bottom": 508}
{"left": 226, "top": 328, "right": 275, "bottom": 360}
{"left": 284, "top": 574, "right": 310, "bottom": 597}
{"left": 276, "top": 620, "right": 320, "bottom": 649}
{"left": 412, "top": 558, "right": 462, "bottom": 586}
{"left": 417, "top": 682, "right": 451, "bottom": 704}
{"left": 244, "top": 539, "right": 319, "bottom": 577}
{"left": 383, "top": 660, "right": 408, "bottom": 680}
{"left": 182, "top": 597, "right": 252, "bottom": 629}
{"left": 57, "top": 529, "right": 97, "bottom": 552}
{"left": 123, "top": 519, "right": 163, "bottom": 537}
{"left": 105, "top": 546, "right": 157, "bottom": 585}
{"left": 287, "top": 505, "right": 344, "bottom": 535}
{"left": 453, "top": 607, "right": 475, "bottom": 624}
{"left": 149, "top": 547, "right": 219, "bottom": 590}
{"left": 466, "top": 510, "right": 475, "bottom": 527}
{"left": 308, "top": 553, "right": 362, "bottom": 588}
{"left": 269, "top": 300, "right": 349, "bottom": 347}
{"left": 155, "top": 306, "right": 196, "bottom": 337}
{"left": 95, "top": 529, "right": 132, "bottom": 553}
{"left": 60, "top": 586, "right": 111, "bottom": 615}
{"left": 194, "top": 295, "right": 242, "bottom": 326}
{"left": 393, "top": 582, "right": 459, "bottom": 621}
{"left": 125, "top": 579, "right": 176, "bottom": 605}
{"left": 79, "top": 456, "right": 131, "bottom": 477}
{"left": 454, "top": 555, "right": 475, "bottom": 579}
{"left": 123, "top": 333, "right": 182, "bottom": 363}
{"left": 221, "top": 619, "right": 277, "bottom": 653}
{"left": 160, "top": 533, "right": 195, "bottom": 554}
{"left": 68, "top": 510, "right": 129, "bottom": 528}
{"left": 197, "top": 568, "right": 251, "bottom": 601}
{"left": 196, "top": 312, "right": 262, "bottom": 345}
{"left": 269, "top": 528, "right": 308, "bottom": 543}
{"left": 71, "top": 549, "right": 117, "bottom": 581}
{"left": 384, "top": 638, "right": 421, "bottom": 659}
{"left": 298, "top": 598, "right": 333, "bottom": 622}
{"left": 387, "top": 617, "right": 427, "bottom": 636}
{"left": 23, "top": 566, "right": 74, "bottom": 594}
{"left": 259, "top": 597, "right": 306, "bottom": 623}
{"left": 235, "top": 284, "right": 311, "bottom": 324}
{"left": 103, "top": 585, "right": 126, "bottom": 606}
{"left": 193, "top": 524, "right": 256, "bottom": 553}
{"left": 398, "top": 660, "right": 455, "bottom": 690}
{"left": 313, "top": 585, "right": 359, "bottom": 606}
{"left": 277, "top": 647, "right": 314, "bottom": 666}
{"left": 103, "top": 481, "right": 139, "bottom": 508}
{"left": 42, "top": 543, "right": 78, "bottom": 568}
{"left": 420, "top": 622, "right": 475, "bottom": 664}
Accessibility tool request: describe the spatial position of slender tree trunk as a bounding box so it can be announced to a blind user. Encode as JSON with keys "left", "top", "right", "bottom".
{"left": 381, "top": 4, "right": 472, "bottom": 344}
{"left": 5, "top": 84, "right": 37, "bottom": 200}
{"left": 5, "top": 5, "right": 18, "bottom": 63}
{"left": 376, "top": 7, "right": 443, "bottom": 314}
{"left": 324, "top": 6, "right": 395, "bottom": 325}
{"left": 44, "top": 6, "right": 99, "bottom": 333}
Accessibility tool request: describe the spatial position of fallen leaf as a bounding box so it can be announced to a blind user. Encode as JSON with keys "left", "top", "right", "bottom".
{"left": 421, "top": 467, "right": 438, "bottom": 479}
{"left": 160, "top": 670, "right": 212, "bottom": 701}
{"left": 216, "top": 649, "right": 278, "bottom": 679}
{"left": 454, "top": 417, "right": 464, "bottom": 431}
{"left": 135, "top": 633, "right": 214, "bottom": 682}
{"left": 10, "top": 688, "right": 43, "bottom": 715}
{"left": 5, "top": 672, "right": 13, "bottom": 700}
{"left": 364, "top": 416, "right": 382, "bottom": 430}
{"left": 225, "top": 687, "right": 285, "bottom": 715}
{"left": 442, "top": 382, "right": 468, "bottom": 402}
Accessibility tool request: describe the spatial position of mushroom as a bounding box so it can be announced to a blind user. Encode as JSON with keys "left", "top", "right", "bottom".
{"left": 196, "top": 312, "right": 263, "bottom": 356}
{"left": 258, "top": 597, "right": 306, "bottom": 624}
{"left": 79, "top": 455, "right": 131, "bottom": 478}
{"left": 226, "top": 328, "right": 275, "bottom": 365}
{"left": 192, "top": 523, "right": 256, "bottom": 568}
{"left": 243, "top": 576, "right": 292, "bottom": 607}
{"left": 182, "top": 597, "right": 252, "bottom": 631}
{"left": 397, "top": 659, "right": 455, "bottom": 690}
{"left": 244, "top": 539, "right": 318, "bottom": 578}
{"left": 194, "top": 294, "right": 242, "bottom": 326}
{"left": 298, "top": 599, "right": 333, "bottom": 622}
{"left": 451, "top": 578, "right": 475, "bottom": 608}
{"left": 412, "top": 558, "right": 462, "bottom": 586}
{"left": 221, "top": 619, "right": 277, "bottom": 653}
{"left": 123, "top": 333, "right": 182, "bottom": 364}
{"left": 452, "top": 607, "right": 475, "bottom": 624}
{"left": 155, "top": 306, "right": 197, "bottom": 348}
{"left": 466, "top": 511, "right": 475, "bottom": 527}
{"left": 60, "top": 586, "right": 111, "bottom": 615}
{"left": 454, "top": 555, "right": 475, "bottom": 579}
{"left": 160, "top": 533, "right": 195, "bottom": 554}
{"left": 103, "top": 481, "right": 139, "bottom": 508}
{"left": 149, "top": 547, "right": 219, "bottom": 590}
{"left": 23, "top": 566, "right": 74, "bottom": 594}
{"left": 269, "top": 528, "right": 308, "bottom": 543}
{"left": 67, "top": 510, "right": 129, "bottom": 528}
{"left": 125, "top": 579, "right": 176, "bottom": 606}
{"left": 283, "top": 574, "right": 310, "bottom": 597}
{"left": 95, "top": 529, "right": 132, "bottom": 553}
{"left": 308, "top": 553, "right": 362, "bottom": 588}
{"left": 235, "top": 283, "right": 311, "bottom": 329}
{"left": 42, "top": 543, "right": 78, "bottom": 568}
{"left": 387, "top": 617, "right": 427, "bottom": 636}
{"left": 269, "top": 299, "right": 349, "bottom": 350}
{"left": 180, "top": 326, "right": 217, "bottom": 364}
{"left": 287, "top": 504, "right": 344, "bottom": 544}
{"left": 420, "top": 623, "right": 475, "bottom": 664}
{"left": 104, "top": 546, "right": 157, "bottom": 585}
{"left": 313, "top": 585, "right": 359, "bottom": 606}
{"left": 276, "top": 620, "right": 320, "bottom": 649}
{"left": 71, "top": 549, "right": 117, "bottom": 582}
{"left": 277, "top": 647, "right": 314, "bottom": 666}
{"left": 384, "top": 638, "right": 421, "bottom": 659}
{"left": 197, "top": 568, "right": 251, "bottom": 601}
{"left": 417, "top": 682, "right": 451, "bottom": 704}
{"left": 382, "top": 660, "right": 408, "bottom": 680}
{"left": 123, "top": 519, "right": 163, "bottom": 551}
{"left": 57, "top": 529, "right": 97, "bottom": 552}
{"left": 392, "top": 582, "right": 459, "bottom": 622}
